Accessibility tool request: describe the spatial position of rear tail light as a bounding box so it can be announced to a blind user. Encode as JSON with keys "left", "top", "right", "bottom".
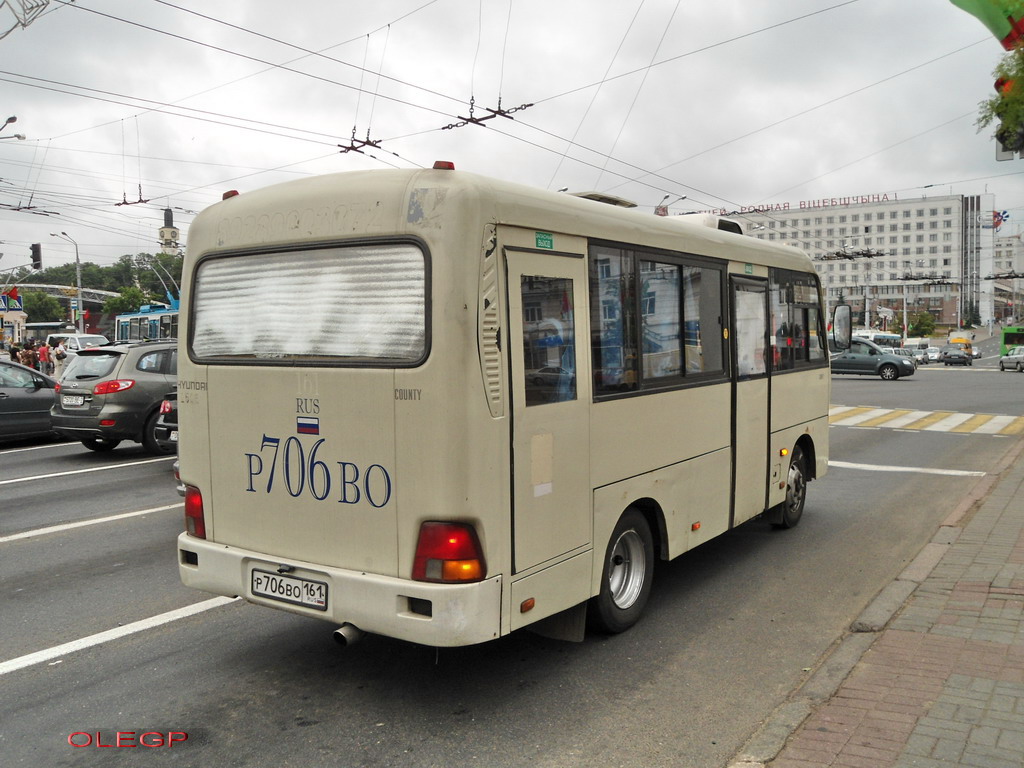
{"left": 184, "top": 486, "right": 206, "bottom": 539}
{"left": 412, "top": 522, "right": 486, "bottom": 583}
{"left": 93, "top": 379, "right": 135, "bottom": 395}
{"left": 160, "top": 399, "right": 173, "bottom": 414}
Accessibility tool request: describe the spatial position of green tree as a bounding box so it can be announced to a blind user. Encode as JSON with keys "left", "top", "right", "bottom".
{"left": 909, "top": 311, "right": 936, "bottom": 338}
{"left": 22, "top": 291, "right": 66, "bottom": 323}
{"left": 103, "top": 286, "right": 149, "bottom": 314}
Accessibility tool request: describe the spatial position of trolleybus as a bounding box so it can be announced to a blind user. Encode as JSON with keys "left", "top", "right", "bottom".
{"left": 176, "top": 164, "right": 849, "bottom": 647}
{"left": 114, "top": 305, "right": 178, "bottom": 342}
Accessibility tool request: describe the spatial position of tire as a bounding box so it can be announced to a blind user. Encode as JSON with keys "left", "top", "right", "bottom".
{"left": 879, "top": 364, "right": 898, "bottom": 380}
{"left": 772, "top": 446, "right": 807, "bottom": 529}
{"left": 1000, "top": 362, "right": 1006, "bottom": 371}
{"left": 588, "top": 508, "right": 654, "bottom": 634}
{"left": 1017, "top": 363, "right": 1023, "bottom": 373}
{"left": 81, "top": 437, "right": 120, "bottom": 452}
{"left": 142, "top": 411, "right": 174, "bottom": 455}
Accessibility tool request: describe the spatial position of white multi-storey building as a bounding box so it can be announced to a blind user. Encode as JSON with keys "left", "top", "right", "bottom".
{"left": 714, "top": 192, "right": 999, "bottom": 329}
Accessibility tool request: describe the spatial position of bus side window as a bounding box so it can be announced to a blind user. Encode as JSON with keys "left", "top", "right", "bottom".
{"left": 522, "top": 276, "right": 577, "bottom": 406}
{"left": 589, "top": 247, "right": 639, "bottom": 394}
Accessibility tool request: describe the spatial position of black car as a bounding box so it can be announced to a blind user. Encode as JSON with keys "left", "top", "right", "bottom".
{"left": 51, "top": 340, "right": 177, "bottom": 453}
{"left": 939, "top": 344, "right": 972, "bottom": 366}
{"left": 154, "top": 390, "right": 178, "bottom": 452}
{"left": 0, "top": 359, "right": 59, "bottom": 442}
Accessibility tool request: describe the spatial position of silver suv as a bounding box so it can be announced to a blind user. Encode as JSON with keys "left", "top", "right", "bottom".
{"left": 51, "top": 340, "right": 177, "bottom": 453}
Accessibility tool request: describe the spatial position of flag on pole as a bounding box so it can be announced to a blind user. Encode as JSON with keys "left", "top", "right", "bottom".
{"left": 950, "top": 0, "right": 1024, "bottom": 50}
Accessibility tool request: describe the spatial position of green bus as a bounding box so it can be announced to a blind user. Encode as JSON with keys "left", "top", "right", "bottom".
{"left": 1001, "top": 326, "right": 1024, "bottom": 356}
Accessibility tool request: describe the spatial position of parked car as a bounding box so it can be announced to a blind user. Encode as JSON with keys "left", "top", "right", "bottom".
{"left": 912, "top": 347, "right": 930, "bottom": 364}
{"left": 51, "top": 340, "right": 177, "bottom": 453}
{"left": 830, "top": 338, "right": 916, "bottom": 380}
{"left": 999, "top": 345, "right": 1024, "bottom": 371}
{"left": 0, "top": 359, "right": 59, "bottom": 442}
{"left": 925, "top": 346, "right": 941, "bottom": 363}
{"left": 939, "top": 344, "right": 972, "bottom": 366}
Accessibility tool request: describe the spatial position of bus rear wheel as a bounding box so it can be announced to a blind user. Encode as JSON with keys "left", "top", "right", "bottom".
{"left": 771, "top": 446, "right": 807, "bottom": 529}
{"left": 588, "top": 508, "right": 654, "bottom": 634}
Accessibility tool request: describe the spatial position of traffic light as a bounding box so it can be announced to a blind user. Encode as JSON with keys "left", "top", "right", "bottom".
{"left": 995, "top": 78, "right": 1024, "bottom": 152}
{"left": 30, "top": 243, "right": 41, "bottom": 270}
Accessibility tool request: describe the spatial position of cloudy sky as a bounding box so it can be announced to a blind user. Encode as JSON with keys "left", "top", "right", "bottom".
{"left": 0, "top": 0, "right": 1017, "bottom": 271}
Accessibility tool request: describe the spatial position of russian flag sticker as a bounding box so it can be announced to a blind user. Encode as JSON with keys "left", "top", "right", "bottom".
{"left": 297, "top": 417, "right": 320, "bottom": 435}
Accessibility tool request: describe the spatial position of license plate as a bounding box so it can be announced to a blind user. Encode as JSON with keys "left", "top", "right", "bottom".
{"left": 169, "top": 430, "right": 178, "bottom": 442}
{"left": 61, "top": 395, "right": 85, "bottom": 407}
{"left": 251, "top": 569, "right": 328, "bottom": 610}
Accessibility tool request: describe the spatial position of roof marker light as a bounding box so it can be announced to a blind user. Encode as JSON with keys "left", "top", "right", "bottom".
{"left": 222, "top": 190, "right": 239, "bottom": 200}
{"left": 432, "top": 161, "right": 455, "bottom": 170}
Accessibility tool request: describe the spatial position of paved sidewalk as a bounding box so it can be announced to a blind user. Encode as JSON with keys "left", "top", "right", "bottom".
{"left": 730, "top": 437, "right": 1024, "bottom": 768}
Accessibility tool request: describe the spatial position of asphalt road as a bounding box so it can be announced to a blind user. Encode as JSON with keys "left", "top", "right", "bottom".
{"left": 1, "top": 366, "right": 1020, "bottom": 768}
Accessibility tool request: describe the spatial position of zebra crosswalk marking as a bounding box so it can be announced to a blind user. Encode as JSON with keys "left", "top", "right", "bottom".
{"left": 951, "top": 414, "right": 1002, "bottom": 433}
{"left": 924, "top": 413, "right": 975, "bottom": 431}
{"left": 830, "top": 408, "right": 890, "bottom": 426}
{"left": 828, "top": 406, "right": 1024, "bottom": 435}
{"left": 854, "top": 409, "right": 914, "bottom": 427}
{"left": 971, "top": 415, "right": 1018, "bottom": 434}
{"left": 904, "top": 411, "right": 956, "bottom": 430}
{"left": 876, "top": 410, "right": 932, "bottom": 429}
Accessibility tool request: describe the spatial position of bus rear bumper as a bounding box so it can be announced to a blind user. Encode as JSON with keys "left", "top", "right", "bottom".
{"left": 177, "top": 532, "right": 503, "bottom": 647}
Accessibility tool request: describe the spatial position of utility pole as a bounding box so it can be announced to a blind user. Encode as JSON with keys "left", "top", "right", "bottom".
{"left": 51, "top": 231, "right": 83, "bottom": 332}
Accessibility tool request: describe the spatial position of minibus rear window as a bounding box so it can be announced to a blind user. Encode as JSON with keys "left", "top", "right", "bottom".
{"left": 190, "top": 243, "right": 427, "bottom": 364}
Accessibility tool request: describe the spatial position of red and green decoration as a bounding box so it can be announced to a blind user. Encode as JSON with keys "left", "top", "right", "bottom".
{"left": 951, "top": 0, "right": 1024, "bottom": 50}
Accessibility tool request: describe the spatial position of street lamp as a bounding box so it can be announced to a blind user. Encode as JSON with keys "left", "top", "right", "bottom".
{"left": 50, "top": 231, "right": 83, "bottom": 332}
{"left": 0, "top": 115, "right": 22, "bottom": 140}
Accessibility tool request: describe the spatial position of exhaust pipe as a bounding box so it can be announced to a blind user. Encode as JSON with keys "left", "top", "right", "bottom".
{"left": 333, "top": 623, "right": 365, "bottom": 647}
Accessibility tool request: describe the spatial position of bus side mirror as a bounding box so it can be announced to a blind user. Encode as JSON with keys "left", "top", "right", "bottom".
{"left": 832, "top": 304, "right": 852, "bottom": 350}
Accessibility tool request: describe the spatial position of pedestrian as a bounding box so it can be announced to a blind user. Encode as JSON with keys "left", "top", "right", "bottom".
{"left": 8, "top": 342, "right": 19, "bottom": 362}
{"left": 37, "top": 340, "right": 52, "bottom": 374}
{"left": 19, "top": 341, "right": 38, "bottom": 370}
{"left": 52, "top": 338, "right": 68, "bottom": 378}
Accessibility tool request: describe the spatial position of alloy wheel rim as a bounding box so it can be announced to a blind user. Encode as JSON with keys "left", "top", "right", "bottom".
{"left": 608, "top": 529, "right": 646, "bottom": 609}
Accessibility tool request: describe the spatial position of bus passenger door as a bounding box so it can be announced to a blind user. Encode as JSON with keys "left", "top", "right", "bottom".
{"left": 506, "top": 249, "right": 591, "bottom": 572}
{"left": 730, "top": 277, "right": 770, "bottom": 525}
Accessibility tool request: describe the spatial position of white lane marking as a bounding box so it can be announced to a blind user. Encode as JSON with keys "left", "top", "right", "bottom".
{"left": 0, "top": 456, "right": 175, "bottom": 487}
{"left": 829, "top": 460, "right": 985, "bottom": 477}
{"left": 0, "top": 597, "right": 240, "bottom": 677}
{"left": 0, "top": 441, "right": 80, "bottom": 456}
{"left": 0, "top": 503, "right": 182, "bottom": 543}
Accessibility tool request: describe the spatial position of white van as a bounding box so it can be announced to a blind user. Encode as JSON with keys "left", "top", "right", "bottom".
{"left": 176, "top": 165, "right": 837, "bottom": 648}
{"left": 45, "top": 333, "right": 109, "bottom": 356}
